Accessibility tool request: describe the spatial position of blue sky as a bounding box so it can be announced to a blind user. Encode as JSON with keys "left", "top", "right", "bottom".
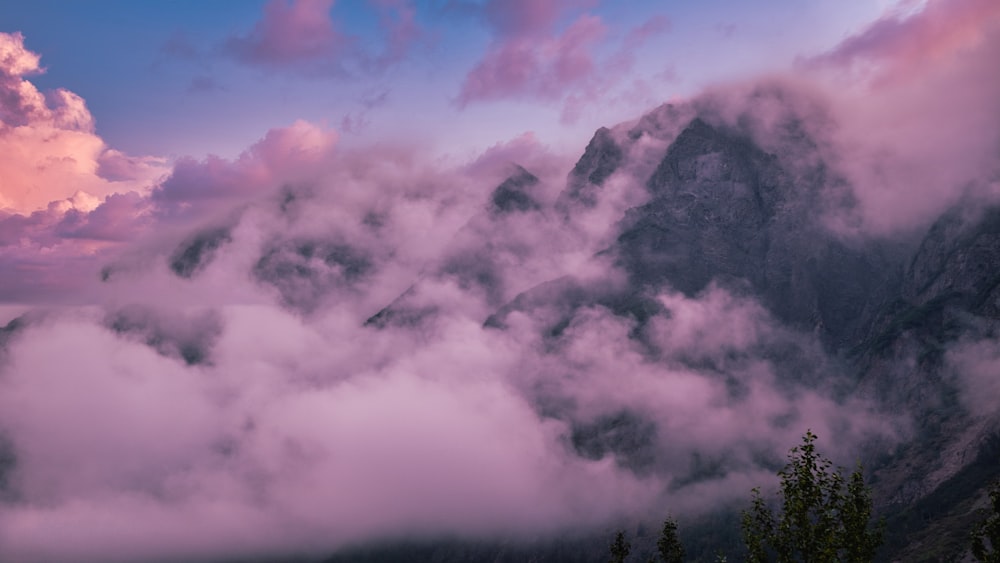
{"left": 0, "top": 0, "right": 888, "bottom": 161}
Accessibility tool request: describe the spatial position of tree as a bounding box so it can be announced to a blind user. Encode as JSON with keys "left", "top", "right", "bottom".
{"left": 741, "top": 430, "right": 884, "bottom": 562}
{"left": 656, "top": 517, "right": 684, "bottom": 563}
{"left": 971, "top": 481, "right": 1000, "bottom": 562}
{"left": 609, "top": 530, "right": 631, "bottom": 563}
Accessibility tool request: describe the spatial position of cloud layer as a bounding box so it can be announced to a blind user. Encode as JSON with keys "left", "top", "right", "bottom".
{"left": 0, "top": 91, "right": 904, "bottom": 563}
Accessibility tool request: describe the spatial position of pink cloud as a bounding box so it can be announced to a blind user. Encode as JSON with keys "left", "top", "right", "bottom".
{"left": 800, "top": 1, "right": 1000, "bottom": 235}
{"left": 462, "top": 130, "right": 572, "bottom": 192}
{"left": 557, "top": 14, "right": 673, "bottom": 123}
{"left": 56, "top": 192, "right": 152, "bottom": 242}
{"left": 465, "top": 131, "right": 546, "bottom": 176}
{"left": 457, "top": 13, "right": 606, "bottom": 106}
{"left": 0, "top": 119, "right": 340, "bottom": 302}
{"left": 225, "top": 0, "right": 423, "bottom": 74}
{"left": 482, "top": 0, "right": 580, "bottom": 37}
{"left": 806, "top": 0, "right": 1000, "bottom": 82}
{"left": 226, "top": 0, "right": 345, "bottom": 66}
{"left": 153, "top": 120, "right": 338, "bottom": 208}
{"left": 0, "top": 32, "right": 92, "bottom": 132}
{"left": 0, "top": 32, "right": 341, "bottom": 301}
{"left": 0, "top": 31, "right": 42, "bottom": 76}
{"left": 0, "top": 32, "right": 166, "bottom": 215}
{"left": 457, "top": 10, "right": 671, "bottom": 122}
{"left": 559, "top": 15, "right": 671, "bottom": 124}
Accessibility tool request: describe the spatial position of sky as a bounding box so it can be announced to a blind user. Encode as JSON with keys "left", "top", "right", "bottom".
{"left": 1, "top": 1, "right": 1000, "bottom": 561}
{"left": 0, "top": 0, "right": 890, "bottom": 161}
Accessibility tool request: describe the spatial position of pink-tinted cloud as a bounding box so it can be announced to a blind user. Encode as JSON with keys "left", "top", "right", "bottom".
{"left": 481, "top": 0, "right": 586, "bottom": 37}
{"left": 457, "top": 13, "right": 606, "bottom": 106}
{"left": 558, "top": 14, "right": 673, "bottom": 123}
{"left": 0, "top": 118, "right": 340, "bottom": 302}
{"left": 152, "top": 120, "right": 338, "bottom": 208}
{"left": 0, "top": 36, "right": 341, "bottom": 301}
{"left": 806, "top": 0, "right": 1000, "bottom": 82}
{"left": 97, "top": 150, "right": 169, "bottom": 183}
{"left": 457, "top": 10, "right": 672, "bottom": 124}
{"left": 0, "top": 31, "right": 41, "bottom": 76}
{"left": 0, "top": 32, "right": 91, "bottom": 131}
{"left": 0, "top": 191, "right": 897, "bottom": 560}
{"left": 0, "top": 32, "right": 166, "bottom": 215}
{"left": 464, "top": 131, "right": 547, "bottom": 176}
{"left": 56, "top": 192, "right": 153, "bottom": 242}
{"left": 798, "top": 0, "right": 1000, "bottom": 235}
{"left": 225, "top": 0, "right": 423, "bottom": 75}
{"left": 226, "top": 0, "right": 345, "bottom": 66}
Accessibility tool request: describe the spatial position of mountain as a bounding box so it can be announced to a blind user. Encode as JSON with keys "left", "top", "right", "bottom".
{"left": 334, "top": 96, "right": 1000, "bottom": 560}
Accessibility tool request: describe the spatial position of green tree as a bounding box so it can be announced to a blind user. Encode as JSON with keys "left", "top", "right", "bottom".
{"left": 610, "top": 530, "right": 631, "bottom": 563}
{"left": 656, "top": 517, "right": 684, "bottom": 563}
{"left": 741, "top": 430, "right": 884, "bottom": 562}
{"left": 971, "top": 481, "right": 1000, "bottom": 562}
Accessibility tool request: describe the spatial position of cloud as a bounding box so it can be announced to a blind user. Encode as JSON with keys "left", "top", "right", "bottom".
{"left": 0, "top": 35, "right": 340, "bottom": 302}
{"left": 224, "top": 0, "right": 423, "bottom": 75}
{"left": 56, "top": 192, "right": 153, "bottom": 242}
{"left": 0, "top": 32, "right": 170, "bottom": 302}
{"left": 0, "top": 74, "right": 909, "bottom": 559}
{"left": 0, "top": 32, "right": 166, "bottom": 214}
{"left": 0, "top": 238, "right": 897, "bottom": 563}
{"left": 456, "top": 8, "right": 672, "bottom": 125}
{"left": 480, "top": 0, "right": 588, "bottom": 37}
{"left": 0, "top": 31, "right": 42, "bottom": 76}
{"left": 463, "top": 131, "right": 571, "bottom": 183}
{"left": 456, "top": 13, "right": 607, "bottom": 106}
{"left": 801, "top": 0, "right": 1000, "bottom": 235}
{"left": 558, "top": 14, "right": 671, "bottom": 124}
{"left": 947, "top": 337, "right": 1000, "bottom": 419}
{"left": 805, "top": 0, "right": 1000, "bottom": 84}
{"left": 225, "top": 0, "right": 346, "bottom": 67}
{"left": 0, "top": 131, "right": 904, "bottom": 563}
{"left": 151, "top": 120, "right": 338, "bottom": 218}
{"left": 0, "top": 33, "right": 92, "bottom": 132}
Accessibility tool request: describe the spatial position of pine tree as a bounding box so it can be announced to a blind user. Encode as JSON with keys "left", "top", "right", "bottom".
{"left": 610, "top": 530, "right": 631, "bottom": 563}
{"left": 741, "top": 430, "right": 883, "bottom": 562}
{"left": 656, "top": 517, "right": 684, "bottom": 563}
{"left": 971, "top": 481, "right": 1000, "bottom": 563}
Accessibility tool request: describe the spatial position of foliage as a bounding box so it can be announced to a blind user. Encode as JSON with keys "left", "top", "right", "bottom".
{"left": 741, "top": 430, "right": 884, "bottom": 562}
{"left": 610, "top": 530, "right": 631, "bottom": 563}
{"left": 656, "top": 517, "right": 684, "bottom": 563}
{"left": 971, "top": 481, "right": 1000, "bottom": 562}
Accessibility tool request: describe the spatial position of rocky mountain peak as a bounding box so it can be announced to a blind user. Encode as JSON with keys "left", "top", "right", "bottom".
{"left": 559, "top": 126, "right": 624, "bottom": 208}
{"left": 490, "top": 164, "right": 540, "bottom": 214}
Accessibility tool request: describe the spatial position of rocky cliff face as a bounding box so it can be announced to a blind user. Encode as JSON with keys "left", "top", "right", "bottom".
{"left": 476, "top": 105, "right": 999, "bottom": 560}
{"left": 849, "top": 203, "right": 1000, "bottom": 560}
{"left": 614, "top": 116, "right": 899, "bottom": 351}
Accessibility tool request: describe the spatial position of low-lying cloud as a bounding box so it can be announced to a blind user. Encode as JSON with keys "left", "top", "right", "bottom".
{"left": 0, "top": 123, "right": 899, "bottom": 561}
